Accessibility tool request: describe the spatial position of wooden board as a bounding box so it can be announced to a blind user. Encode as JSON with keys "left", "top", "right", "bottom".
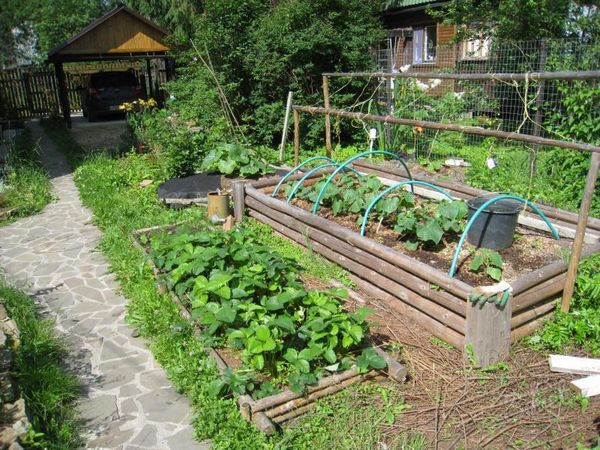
{"left": 571, "top": 375, "right": 600, "bottom": 398}
{"left": 548, "top": 355, "right": 600, "bottom": 376}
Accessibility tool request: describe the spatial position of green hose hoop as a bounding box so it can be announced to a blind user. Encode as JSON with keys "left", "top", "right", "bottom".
{"left": 272, "top": 156, "right": 335, "bottom": 197}
{"left": 311, "top": 151, "right": 413, "bottom": 214}
{"left": 360, "top": 180, "right": 454, "bottom": 236}
{"left": 448, "top": 195, "right": 560, "bottom": 278}
{"left": 286, "top": 163, "right": 362, "bottom": 204}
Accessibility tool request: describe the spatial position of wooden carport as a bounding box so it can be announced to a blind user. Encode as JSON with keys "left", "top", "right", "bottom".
{"left": 47, "top": 5, "right": 172, "bottom": 127}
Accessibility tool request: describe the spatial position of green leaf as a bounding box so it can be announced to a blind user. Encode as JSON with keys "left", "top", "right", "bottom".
{"left": 486, "top": 267, "right": 502, "bottom": 281}
{"left": 488, "top": 251, "right": 504, "bottom": 268}
{"left": 323, "top": 348, "right": 337, "bottom": 364}
{"left": 255, "top": 325, "right": 270, "bottom": 341}
{"left": 403, "top": 240, "right": 419, "bottom": 251}
{"left": 218, "top": 159, "right": 237, "bottom": 175}
{"left": 469, "top": 254, "right": 484, "bottom": 271}
{"left": 207, "top": 379, "right": 227, "bottom": 397}
{"left": 215, "top": 305, "right": 236, "bottom": 323}
{"left": 416, "top": 220, "right": 443, "bottom": 245}
{"left": 272, "top": 316, "right": 295, "bottom": 333}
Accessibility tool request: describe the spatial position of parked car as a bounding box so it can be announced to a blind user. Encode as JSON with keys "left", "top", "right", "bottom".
{"left": 81, "top": 71, "right": 143, "bottom": 121}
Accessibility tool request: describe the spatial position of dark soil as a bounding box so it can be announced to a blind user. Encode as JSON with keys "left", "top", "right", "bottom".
{"left": 285, "top": 196, "right": 571, "bottom": 286}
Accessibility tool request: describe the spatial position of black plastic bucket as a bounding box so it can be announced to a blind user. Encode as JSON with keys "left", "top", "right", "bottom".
{"left": 467, "top": 196, "right": 521, "bottom": 250}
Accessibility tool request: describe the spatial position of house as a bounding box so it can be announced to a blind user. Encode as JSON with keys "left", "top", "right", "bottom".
{"left": 379, "top": 0, "right": 490, "bottom": 72}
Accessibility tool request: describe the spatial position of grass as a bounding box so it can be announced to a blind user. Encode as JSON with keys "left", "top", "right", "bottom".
{"left": 1, "top": 127, "right": 53, "bottom": 224}
{"left": 0, "top": 280, "right": 81, "bottom": 449}
{"left": 32, "top": 115, "right": 415, "bottom": 449}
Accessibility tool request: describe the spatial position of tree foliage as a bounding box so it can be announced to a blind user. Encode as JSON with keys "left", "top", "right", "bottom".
{"left": 432, "top": 0, "right": 597, "bottom": 42}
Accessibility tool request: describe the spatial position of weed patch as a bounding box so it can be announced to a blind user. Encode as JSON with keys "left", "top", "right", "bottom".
{"left": 0, "top": 280, "right": 81, "bottom": 449}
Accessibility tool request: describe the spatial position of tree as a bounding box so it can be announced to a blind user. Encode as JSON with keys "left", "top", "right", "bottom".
{"left": 431, "top": 0, "right": 598, "bottom": 42}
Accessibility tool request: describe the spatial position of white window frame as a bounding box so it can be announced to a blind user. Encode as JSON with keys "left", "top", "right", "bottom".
{"left": 413, "top": 25, "right": 437, "bottom": 64}
{"left": 461, "top": 31, "right": 491, "bottom": 60}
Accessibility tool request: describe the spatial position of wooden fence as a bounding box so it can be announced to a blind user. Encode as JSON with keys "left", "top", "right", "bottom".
{"left": 0, "top": 63, "right": 149, "bottom": 121}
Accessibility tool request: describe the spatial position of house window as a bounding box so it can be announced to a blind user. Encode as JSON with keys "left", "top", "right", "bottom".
{"left": 461, "top": 33, "right": 491, "bottom": 60}
{"left": 413, "top": 25, "right": 437, "bottom": 63}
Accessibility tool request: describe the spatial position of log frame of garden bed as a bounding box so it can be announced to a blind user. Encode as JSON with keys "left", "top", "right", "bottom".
{"left": 239, "top": 170, "right": 600, "bottom": 367}
{"left": 130, "top": 224, "right": 407, "bottom": 435}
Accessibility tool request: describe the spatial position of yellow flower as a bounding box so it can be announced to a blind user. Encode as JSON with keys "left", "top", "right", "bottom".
{"left": 147, "top": 98, "right": 157, "bottom": 107}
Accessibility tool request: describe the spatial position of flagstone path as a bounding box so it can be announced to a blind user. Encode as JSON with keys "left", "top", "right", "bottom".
{"left": 0, "top": 122, "right": 209, "bottom": 450}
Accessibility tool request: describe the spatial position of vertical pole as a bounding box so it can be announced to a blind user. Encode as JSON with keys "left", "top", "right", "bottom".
{"left": 531, "top": 40, "right": 547, "bottom": 175}
{"left": 279, "top": 91, "right": 293, "bottom": 163}
{"left": 465, "top": 296, "right": 512, "bottom": 367}
{"left": 232, "top": 181, "right": 245, "bottom": 223}
{"left": 54, "top": 62, "right": 71, "bottom": 128}
{"left": 146, "top": 59, "right": 153, "bottom": 99}
{"left": 323, "top": 75, "right": 332, "bottom": 157}
{"left": 561, "top": 152, "right": 600, "bottom": 312}
{"left": 293, "top": 109, "right": 300, "bottom": 166}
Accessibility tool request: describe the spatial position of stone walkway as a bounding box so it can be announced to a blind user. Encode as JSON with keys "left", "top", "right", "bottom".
{"left": 0, "top": 122, "right": 209, "bottom": 449}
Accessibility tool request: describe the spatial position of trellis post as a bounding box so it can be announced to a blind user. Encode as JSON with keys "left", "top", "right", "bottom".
{"left": 323, "top": 75, "right": 332, "bottom": 157}
{"left": 561, "top": 152, "right": 600, "bottom": 312}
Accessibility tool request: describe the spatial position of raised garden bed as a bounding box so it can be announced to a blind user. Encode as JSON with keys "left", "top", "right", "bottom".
{"left": 240, "top": 162, "right": 600, "bottom": 366}
{"left": 131, "top": 222, "right": 406, "bottom": 434}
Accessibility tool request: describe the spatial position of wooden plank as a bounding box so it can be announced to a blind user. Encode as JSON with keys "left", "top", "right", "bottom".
{"left": 246, "top": 196, "right": 467, "bottom": 318}
{"left": 571, "top": 375, "right": 600, "bottom": 398}
{"left": 548, "top": 355, "right": 600, "bottom": 376}
{"left": 246, "top": 185, "right": 472, "bottom": 299}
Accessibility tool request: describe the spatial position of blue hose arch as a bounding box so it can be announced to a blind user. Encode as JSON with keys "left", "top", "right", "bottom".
{"left": 312, "top": 151, "right": 413, "bottom": 214}
{"left": 448, "top": 195, "right": 560, "bottom": 278}
{"left": 286, "top": 163, "right": 362, "bottom": 204}
{"left": 271, "top": 156, "right": 335, "bottom": 197}
{"left": 360, "top": 180, "right": 455, "bottom": 236}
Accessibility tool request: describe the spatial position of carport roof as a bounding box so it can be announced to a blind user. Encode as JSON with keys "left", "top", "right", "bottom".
{"left": 47, "top": 5, "right": 170, "bottom": 63}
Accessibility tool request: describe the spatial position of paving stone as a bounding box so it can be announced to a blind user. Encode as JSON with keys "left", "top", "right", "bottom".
{"left": 0, "top": 122, "right": 203, "bottom": 449}
{"left": 138, "top": 388, "right": 190, "bottom": 423}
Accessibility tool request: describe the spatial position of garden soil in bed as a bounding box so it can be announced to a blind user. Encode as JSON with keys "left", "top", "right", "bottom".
{"left": 285, "top": 197, "right": 572, "bottom": 286}
{"left": 337, "top": 283, "right": 600, "bottom": 449}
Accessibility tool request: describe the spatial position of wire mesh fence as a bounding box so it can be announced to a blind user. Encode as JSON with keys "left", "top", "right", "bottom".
{"left": 323, "top": 38, "right": 599, "bottom": 214}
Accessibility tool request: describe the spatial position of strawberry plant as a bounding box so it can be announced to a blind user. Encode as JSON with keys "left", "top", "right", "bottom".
{"left": 148, "top": 226, "right": 386, "bottom": 395}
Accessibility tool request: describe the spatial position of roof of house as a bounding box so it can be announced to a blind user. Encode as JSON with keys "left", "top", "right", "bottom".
{"left": 48, "top": 5, "right": 169, "bottom": 62}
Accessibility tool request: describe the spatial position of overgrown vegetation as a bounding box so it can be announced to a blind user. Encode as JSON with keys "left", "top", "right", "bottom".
{"left": 529, "top": 253, "right": 600, "bottom": 356}
{"left": 0, "top": 280, "right": 81, "bottom": 449}
{"left": 0, "top": 127, "right": 52, "bottom": 223}
{"left": 147, "top": 226, "right": 383, "bottom": 396}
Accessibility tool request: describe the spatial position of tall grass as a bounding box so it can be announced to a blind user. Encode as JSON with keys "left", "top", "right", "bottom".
{"left": 0, "top": 280, "right": 81, "bottom": 449}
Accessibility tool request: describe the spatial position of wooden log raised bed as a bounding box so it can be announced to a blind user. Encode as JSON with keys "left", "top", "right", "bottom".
{"left": 241, "top": 165, "right": 600, "bottom": 367}
{"left": 130, "top": 224, "right": 407, "bottom": 435}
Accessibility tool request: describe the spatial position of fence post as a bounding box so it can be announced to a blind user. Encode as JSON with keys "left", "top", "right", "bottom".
{"left": 232, "top": 181, "right": 245, "bottom": 223}
{"left": 561, "top": 152, "right": 600, "bottom": 312}
{"left": 279, "top": 91, "right": 293, "bottom": 163}
{"left": 531, "top": 39, "right": 548, "bottom": 174}
{"left": 293, "top": 109, "right": 300, "bottom": 166}
{"left": 323, "top": 75, "right": 332, "bottom": 157}
{"left": 465, "top": 296, "right": 512, "bottom": 367}
{"left": 53, "top": 62, "right": 71, "bottom": 128}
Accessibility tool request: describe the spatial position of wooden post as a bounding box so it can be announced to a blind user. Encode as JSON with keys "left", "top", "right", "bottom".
{"left": 53, "top": 62, "right": 71, "bottom": 128}
{"left": 232, "top": 181, "right": 245, "bottom": 223}
{"left": 561, "top": 152, "right": 600, "bottom": 312}
{"left": 279, "top": 91, "right": 293, "bottom": 162}
{"left": 465, "top": 296, "right": 512, "bottom": 367}
{"left": 531, "top": 40, "right": 547, "bottom": 175}
{"left": 323, "top": 75, "right": 332, "bottom": 157}
{"left": 146, "top": 59, "right": 153, "bottom": 99}
{"left": 293, "top": 109, "right": 300, "bottom": 166}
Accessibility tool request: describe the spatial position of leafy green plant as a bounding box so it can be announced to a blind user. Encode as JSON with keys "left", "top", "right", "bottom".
{"left": 148, "top": 226, "right": 385, "bottom": 395}
{"left": 469, "top": 249, "right": 504, "bottom": 281}
{"left": 201, "top": 143, "right": 273, "bottom": 177}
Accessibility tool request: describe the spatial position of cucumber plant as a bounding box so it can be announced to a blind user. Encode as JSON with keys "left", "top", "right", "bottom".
{"left": 469, "top": 249, "right": 504, "bottom": 281}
